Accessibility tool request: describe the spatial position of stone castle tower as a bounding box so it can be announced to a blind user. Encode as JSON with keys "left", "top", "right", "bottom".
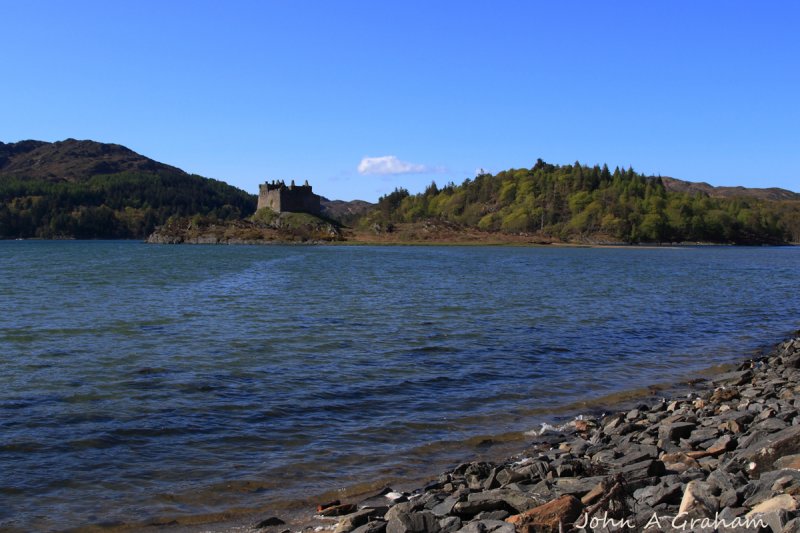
{"left": 257, "top": 179, "right": 321, "bottom": 215}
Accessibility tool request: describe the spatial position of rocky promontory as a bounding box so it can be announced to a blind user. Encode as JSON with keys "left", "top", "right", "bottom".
{"left": 257, "top": 337, "right": 800, "bottom": 533}
{"left": 146, "top": 211, "right": 342, "bottom": 245}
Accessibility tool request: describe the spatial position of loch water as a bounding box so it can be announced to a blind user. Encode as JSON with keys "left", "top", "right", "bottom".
{"left": 1, "top": 241, "right": 799, "bottom": 530}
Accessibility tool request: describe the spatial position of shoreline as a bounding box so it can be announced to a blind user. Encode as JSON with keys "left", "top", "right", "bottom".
{"left": 6, "top": 237, "right": 798, "bottom": 248}
{"left": 117, "top": 333, "right": 800, "bottom": 533}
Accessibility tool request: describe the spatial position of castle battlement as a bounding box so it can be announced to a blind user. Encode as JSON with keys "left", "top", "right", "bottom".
{"left": 257, "top": 179, "right": 321, "bottom": 215}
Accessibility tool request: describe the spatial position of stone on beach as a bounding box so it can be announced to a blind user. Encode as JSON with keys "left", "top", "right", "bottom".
{"left": 386, "top": 510, "right": 440, "bottom": 533}
{"left": 736, "top": 426, "right": 800, "bottom": 476}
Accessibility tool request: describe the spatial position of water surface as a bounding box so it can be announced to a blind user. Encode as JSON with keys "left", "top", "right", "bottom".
{"left": 1, "top": 242, "right": 798, "bottom": 530}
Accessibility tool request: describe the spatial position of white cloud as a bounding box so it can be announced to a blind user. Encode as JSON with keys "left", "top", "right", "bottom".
{"left": 357, "top": 155, "right": 429, "bottom": 175}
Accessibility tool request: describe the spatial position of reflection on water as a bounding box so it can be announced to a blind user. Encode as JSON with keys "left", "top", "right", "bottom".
{"left": 0, "top": 242, "right": 798, "bottom": 530}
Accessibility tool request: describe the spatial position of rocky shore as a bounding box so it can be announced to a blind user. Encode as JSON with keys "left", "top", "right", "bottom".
{"left": 252, "top": 336, "right": 800, "bottom": 533}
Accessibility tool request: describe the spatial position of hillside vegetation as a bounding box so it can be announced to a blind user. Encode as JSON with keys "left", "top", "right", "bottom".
{"left": 0, "top": 139, "right": 256, "bottom": 239}
{"left": 2, "top": 140, "right": 798, "bottom": 245}
{"left": 361, "top": 160, "right": 800, "bottom": 244}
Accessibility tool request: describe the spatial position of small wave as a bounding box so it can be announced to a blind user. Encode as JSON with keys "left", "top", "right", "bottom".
{"left": 407, "top": 345, "right": 458, "bottom": 354}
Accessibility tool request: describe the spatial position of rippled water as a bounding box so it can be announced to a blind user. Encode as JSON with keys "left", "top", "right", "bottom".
{"left": 1, "top": 242, "right": 798, "bottom": 530}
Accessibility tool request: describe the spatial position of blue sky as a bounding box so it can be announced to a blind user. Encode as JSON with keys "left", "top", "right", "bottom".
{"left": 2, "top": 1, "right": 798, "bottom": 201}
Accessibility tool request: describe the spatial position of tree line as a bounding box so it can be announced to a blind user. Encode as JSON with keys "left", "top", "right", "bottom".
{"left": 363, "top": 160, "right": 800, "bottom": 244}
{"left": 0, "top": 171, "right": 256, "bottom": 239}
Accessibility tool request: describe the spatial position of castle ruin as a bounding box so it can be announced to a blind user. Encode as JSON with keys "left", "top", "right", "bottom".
{"left": 257, "top": 179, "right": 321, "bottom": 215}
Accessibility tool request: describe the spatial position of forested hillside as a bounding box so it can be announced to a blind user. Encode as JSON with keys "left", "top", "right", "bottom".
{"left": 363, "top": 160, "right": 800, "bottom": 244}
{"left": 0, "top": 139, "right": 256, "bottom": 239}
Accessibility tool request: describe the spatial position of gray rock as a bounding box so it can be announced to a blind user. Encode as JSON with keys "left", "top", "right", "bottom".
{"left": 688, "top": 427, "right": 720, "bottom": 445}
{"left": 713, "top": 369, "right": 753, "bottom": 386}
{"left": 255, "top": 516, "right": 285, "bottom": 528}
{"left": 495, "top": 468, "right": 527, "bottom": 486}
{"left": 610, "top": 459, "right": 666, "bottom": 480}
{"left": 351, "top": 521, "right": 388, "bottom": 533}
{"left": 633, "top": 481, "right": 683, "bottom": 507}
{"left": 455, "top": 520, "right": 514, "bottom": 533}
{"left": 432, "top": 494, "right": 462, "bottom": 517}
{"left": 659, "top": 422, "right": 697, "bottom": 443}
{"left": 452, "top": 499, "right": 508, "bottom": 519}
{"left": 742, "top": 469, "right": 800, "bottom": 507}
{"left": 438, "top": 516, "right": 461, "bottom": 533}
{"left": 719, "top": 487, "right": 739, "bottom": 508}
{"left": 782, "top": 517, "right": 800, "bottom": 533}
{"left": 715, "top": 506, "right": 755, "bottom": 533}
{"left": 564, "top": 437, "right": 590, "bottom": 456}
{"left": 590, "top": 449, "right": 617, "bottom": 464}
{"left": 335, "top": 508, "right": 388, "bottom": 533}
{"left": 466, "top": 488, "right": 541, "bottom": 514}
{"left": 474, "top": 510, "right": 509, "bottom": 521}
{"left": 482, "top": 467, "right": 500, "bottom": 490}
{"left": 750, "top": 417, "right": 790, "bottom": 433}
{"left": 746, "top": 495, "right": 797, "bottom": 533}
{"left": 736, "top": 426, "right": 800, "bottom": 476}
{"left": 678, "top": 480, "right": 718, "bottom": 519}
{"left": 774, "top": 453, "right": 800, "bottom": 470}
{"left": 552, "top": 476, "right": 607, "bottom": 497}
{"left": 606, "top": 450, "right": 654, "bottom": 468}
{"left": 526, "top": 479, "right": 555, "bottom": 500}
{"left": 384, "top": 502, "right": 423, "bottom": 523}
{"left": 386, "top": 510, "right": 441, "bottom": 533}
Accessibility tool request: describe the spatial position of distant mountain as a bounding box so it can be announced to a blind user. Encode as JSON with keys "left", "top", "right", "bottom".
{"left": 0, "top": 139, "right": 256, "bottom": 239}
{"left": 320, "top": 197, "right": 375, "bottom": 225}
{"left": 0, "top": 138, "right": 185, "bottom": 183}
{"left": 661, "top": 177, "right": 800, "bottom": 202}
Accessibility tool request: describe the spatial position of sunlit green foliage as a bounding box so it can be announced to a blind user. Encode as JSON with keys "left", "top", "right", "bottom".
{"left": 362, "top": 159, "right": 799, "bottom": 244}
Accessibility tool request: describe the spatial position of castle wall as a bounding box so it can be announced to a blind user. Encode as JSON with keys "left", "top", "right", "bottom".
{"left": 257, "top": 182, "right": 321, "bottom": 215}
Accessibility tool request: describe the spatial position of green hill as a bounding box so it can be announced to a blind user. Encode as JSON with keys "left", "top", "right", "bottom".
{"left": 0, "top": 139, "right": 256, "bottom": 239}
{"left": 361, "top": 159, "right": 800, "bottom": 245}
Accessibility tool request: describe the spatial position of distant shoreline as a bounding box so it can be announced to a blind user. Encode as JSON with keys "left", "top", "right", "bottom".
{"left": 4, "top": 237, "right": 798, "bottom": 248}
